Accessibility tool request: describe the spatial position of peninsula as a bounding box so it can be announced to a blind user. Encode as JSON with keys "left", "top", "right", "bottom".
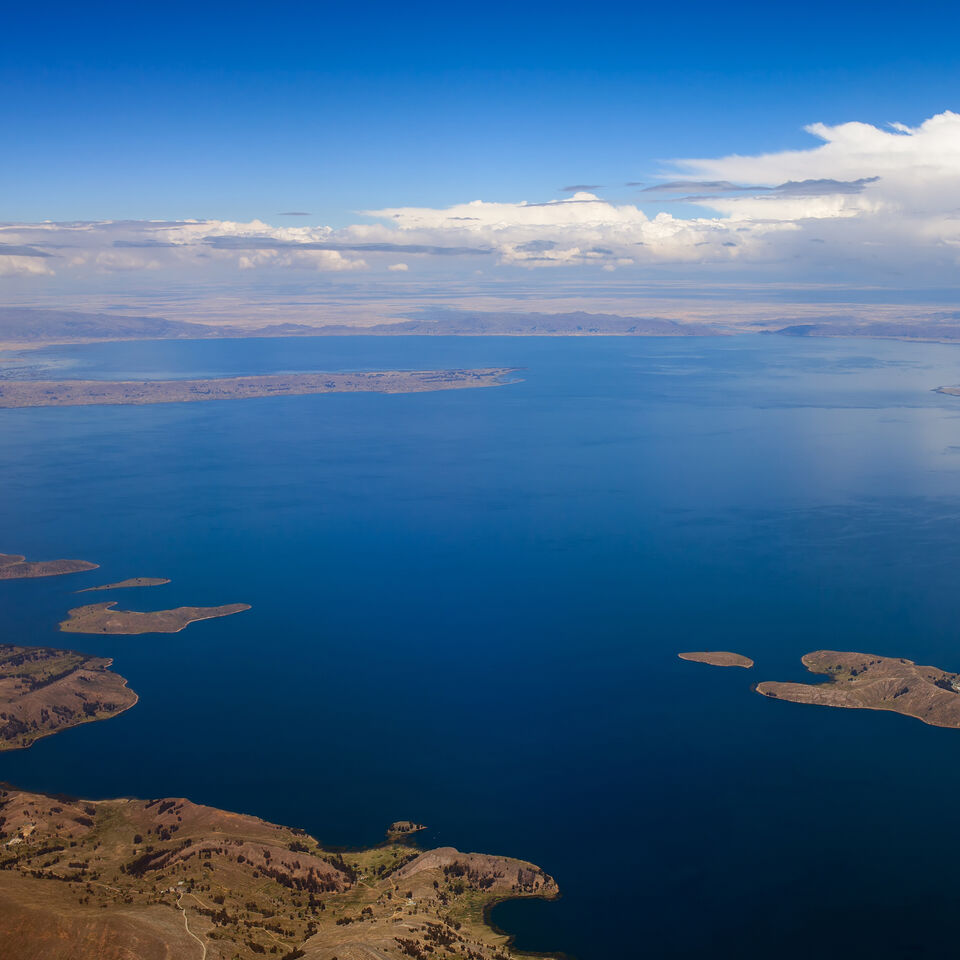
{"left": 679, "top": 651, "right": 754, "bottom": 668}
{"left": 0, "top": 552, "right": 97, "bottom": 580}
{"left": 60, "top": 601, "right": 251, "bottom": 635}
{"left": 0, "top": 645, "right": 137, "bottom": 751}
{"left": 0, "top": 369, "right": 517, "bottom": 409}
{"left": 756, "top": 651, "right": 960, "bottom": 728}
{"left": 0, "top": 787, "right": 559, "bottom": 960}
{"left": 77, "top": 577, "right": 170, "bottom": 592}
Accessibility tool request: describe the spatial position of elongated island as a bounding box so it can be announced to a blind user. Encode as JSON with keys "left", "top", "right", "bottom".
{"left": 0, "top": 552, "right": 97, "bottom": 580}
{"left": 0, "top": 368, "right": 518, "bottom": 408}
{"left": 679, "top": 651, "right": 754, "bottom": 668}
{"left": 78, "top": 577, "right": 170, "bottom": 592}
{"left": 60, "top": 601, "right": 251, "bottom": 634}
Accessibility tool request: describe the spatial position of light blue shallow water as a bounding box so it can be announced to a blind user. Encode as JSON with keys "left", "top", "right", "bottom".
{"left": 4, "top": 334, "right": 960, "bottom": 958}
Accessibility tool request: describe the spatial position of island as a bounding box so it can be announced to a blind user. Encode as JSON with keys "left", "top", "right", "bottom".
{"left": 60, "top": 601, "right": 251, "bottom": 635}
{"left": 387, "top": 820, "right": 428, "bottom": 839}
{"left": 0, "top": 369, "right": 519, "bottom": 409}
{"left": 77, "top": 577, "right": 170, "bottom": 592}
{"left": 0, "top": 645, "right": 137, "bottom": 751}
{"left": 0, "top": 552, "right": 98, "bottom": 580}
{"left": 756, "top": 651, "right": 960, "bottom": 728}
{"left": 934, "top": 385, "right": 960, "bottom": 396}
{"left": 679, "top": 651, "right": 754, "bottom": 668}
{"left": 0, "top": 787, "right": 559, "bottom": 960}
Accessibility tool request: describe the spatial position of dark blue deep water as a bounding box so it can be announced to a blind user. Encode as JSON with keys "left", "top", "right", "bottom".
{"left": 5, "top": 335, "right": 960, "bottom": 958}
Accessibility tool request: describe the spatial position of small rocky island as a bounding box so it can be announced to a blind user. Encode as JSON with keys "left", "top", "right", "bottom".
{"left": 0, "top": 645, "right": 137, "bottom": 751}
{"left": 0, "top": 368, "right": 518, "bottom": 408}
{"left": 78, "top": 577, "right": 170, "bottom": 592}
{"left": 387, "top": 820, "right": 428, "bottom": 838}
{"left": 756, "top": 651, "right": 960, "bottom": 727}
{"left": 60, "top": 601, "right": 251, "bottom": 635}
{"left": 0, "top": 552, "right": 98, "bottom": 580}
{"left": 0, "top": 787, "right": 558, "bottom": 960}
{"left": 679, "top": 651, "right": 754, "bottom": 668}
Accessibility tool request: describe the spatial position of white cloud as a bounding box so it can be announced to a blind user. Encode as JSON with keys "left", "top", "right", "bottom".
{"left": 359, "top": 192, "right": 791, "bottom": 267}
{"left": 3, "top": 112, "right": 960, "bottom": 283}
{"left": 94, "top": 251, "right": 162, "bottom": 272}
{"left": 0, "top": 255, "right": 55, "bottom": 278}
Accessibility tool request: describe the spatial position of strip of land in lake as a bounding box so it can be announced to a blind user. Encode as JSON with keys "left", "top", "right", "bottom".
{"left": 0, "top": 368, "right": 518, "bottom": 408}
{"left": 0, "top": 552, "right": 97, "bottom": 580}
{"left": 77, "top": 577, "right": 170, "bottom": 592}
{"left": 679, "top": 651, "right": 754, "bottom": 668}
{"left": 60, "top": 601, "right": 251, "bottom": 634}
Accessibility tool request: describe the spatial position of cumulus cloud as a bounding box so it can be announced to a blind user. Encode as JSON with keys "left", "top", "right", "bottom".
{"left": 0, "top": 256, "right": 55, "bottom": 277}
{"left": 356, "top": 112, "right": 960, "bottom": 274}
{"left": 3, "top": 112, "right": 960, "bottom": 283}
{"left": 674, "top": 112, "right": 960, "bottom": 231}
{"left": 361, "top": 192, "right": 791, "bottom": 266}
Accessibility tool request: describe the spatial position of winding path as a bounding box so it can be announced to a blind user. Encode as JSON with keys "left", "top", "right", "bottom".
{"left": 177, "top": 890, "right": 207, "bottom": 960}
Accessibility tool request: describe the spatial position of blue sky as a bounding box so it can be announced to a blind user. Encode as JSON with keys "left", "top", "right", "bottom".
{"left": 4, "top": 0, "right": 960, "bottom": 223}
{"left": 3, "top": 1, "right": 960, "bottom": 293}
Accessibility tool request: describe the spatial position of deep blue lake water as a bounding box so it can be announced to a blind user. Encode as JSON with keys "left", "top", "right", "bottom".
{"left": 4, "top": 334, "right": 960, "bottom": 958}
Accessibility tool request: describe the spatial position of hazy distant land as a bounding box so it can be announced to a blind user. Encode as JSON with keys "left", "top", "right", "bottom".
{"left": 60, "top": 601, "right": 251, "bottom": 634}
{"left": 0, "top": 645, "right": 136, "bottom": 751}
{"left": 0, "top": 305, "right": 716, "bottom": 347}
{"left": 0, "top": 369, "right": 516, "bottom": 408}
{"left": 757, "top": 651, "right": 960, "bottom": 728}
{"left": 5, "top": 302, "right": 960, "bottom": 350}
{"left": 679, "top": 651, "right": 754, "bottom": 668}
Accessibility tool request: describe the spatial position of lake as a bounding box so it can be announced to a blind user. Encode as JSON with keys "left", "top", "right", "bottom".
{"left": 3, "top": 334, "right": 960, "bottom": 958}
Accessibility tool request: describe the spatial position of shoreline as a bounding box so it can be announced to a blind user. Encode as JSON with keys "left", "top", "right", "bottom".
{"left": 483, "top": 892, "right": 574, "bottom": 960}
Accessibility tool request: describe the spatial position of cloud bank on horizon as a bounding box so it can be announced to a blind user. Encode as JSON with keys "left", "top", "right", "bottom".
{"left": 4, "top": 112, "right": 960, "bottom": 285}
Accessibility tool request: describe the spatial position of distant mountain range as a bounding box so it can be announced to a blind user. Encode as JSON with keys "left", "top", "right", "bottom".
{"left": 3, "top": 306, "right": 960, "bottom": 346}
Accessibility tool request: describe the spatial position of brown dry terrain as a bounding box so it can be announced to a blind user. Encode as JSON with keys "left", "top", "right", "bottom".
{"left": 60, "top": 602, "right": 251, "bottom": 635}
{"left": 756, "top": 651, "right": 960, "bottom": 727}
{"left": 77, "top": 578, "right": 171, "bottom": 593}
{"left": 0, "top": 787, "right": 559, "bottom": 960}
{"left": 0, "top": 646, "right": 137, "bottom": 751}
{"left": 0, "top": 552, "right": 98, "bottom": 580}
{"left": 678, "top": 651, "right": 754, "bottom": 668}
{"left": 0, "top": 369, "right": 517, "bottom": 408}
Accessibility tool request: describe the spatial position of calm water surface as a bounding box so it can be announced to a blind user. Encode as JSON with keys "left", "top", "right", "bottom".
{"left": 4, "top": 335, "right": 960, "bottom": 958}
